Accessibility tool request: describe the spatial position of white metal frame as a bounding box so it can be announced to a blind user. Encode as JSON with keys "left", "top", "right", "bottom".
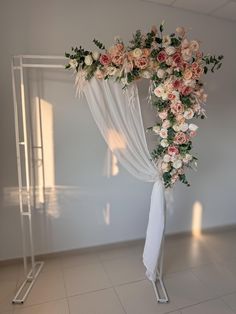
{"left": 11, "top": 55, "right": 66, "bottom": 303}
{"left": 11, "top": 54, "right": 169, "bottom": 304}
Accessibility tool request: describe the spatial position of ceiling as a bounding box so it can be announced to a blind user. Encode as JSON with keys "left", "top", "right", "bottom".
{"left": 142, "top": 0, "right": 236, "bottom": 22}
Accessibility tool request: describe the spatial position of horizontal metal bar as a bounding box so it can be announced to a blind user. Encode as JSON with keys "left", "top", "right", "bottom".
{"left": 32, "top": 146, "right": 43, "bottom": 149}
{"left": 19, "top": 142, "right": 25, "bottom": 145}
{"left": 12, "top": 261, "right": 44, "bottom": 304}
{"left": 21, "top": 64, "right": 65, "bottom": 69}
{"left": 15, "top": 55, "right": 67, "bottom": 60}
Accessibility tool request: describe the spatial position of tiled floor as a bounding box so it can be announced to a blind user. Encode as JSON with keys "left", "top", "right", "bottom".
{"left": 1, "top": 228, "right": 236, "bottom": 313}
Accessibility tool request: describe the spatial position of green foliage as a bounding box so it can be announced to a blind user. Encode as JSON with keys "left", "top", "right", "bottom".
{"left": 129, "top": 30, "right": 142, "bottom": 49}
{"left": 202, "top": 54, "right": 224, "bottom": 73}
{"left": 93, "top": 39, "right": 105, "bottom": 50}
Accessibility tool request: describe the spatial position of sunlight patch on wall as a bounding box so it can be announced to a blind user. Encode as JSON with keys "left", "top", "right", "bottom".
{"left": 192, "top": 201, "right": 203, "bottom": 238}
{"left": 103, "top": 203, "right": 111, "bottom": 225}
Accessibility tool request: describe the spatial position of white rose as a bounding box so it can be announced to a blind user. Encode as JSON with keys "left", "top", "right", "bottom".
{"left": 183, "top": 154, "right": 193, "bottom": 163}
{"left": 141, "top": 70, "right": 151, "bottom": 79}
{"left": 173, "top": 124, "right": 181, "bottom": 132}
{"left": 163, "top": 35, "right": 171, "bottom": 47}
{"left": 184, "top": 109, "right": 194, "bottom": 120}
{"left": 176, "top": 26, "right": 185, "bottom": 38}
{"left": 180, "top": 123, "right": 188, "bottom": 132}
{"left": 161, "top": 90, "right": 168, "bottom": 101}
{"left": 173, "top": 159, "right": 182, "bottom": 169}
{"left": 157, "top": 69, "right": 165, "bottom": 79}
{"left": 189, "top": 123, "right": 198, "bottom": 131}
{"left": 182, "top": 48, "right": 192, "bottom": 61}
{"left": 162, "top": 120, "right": 171, "bottom": 129}
{"left": 165, "top": 46, "right": 176, "bottom": 56}
{"left": 107, "top": 66, "right": 118, "bottom": 76}
{"left": 153, "top": 125, "right": 160, "bottom": 134}
{"left": 181, "top": 38, "right": 189, "bottom": 49}
{"left": 166, "top": 67, "right": 173, "bottom": 75}
{"left": 69, "top": 59, "right": 78, "bottom": 69}
{"left": 85, "top": 55, "right": 93, "bottom": 66}
{"left": 163, "top": 154, "right": 171, "bottom": 163}
{"left": 92, "top": 51, "right": 100, "bottom": 60}
{"left": 154, "top": 85, "right": 164, "bottom": 97}
{"left": 132, "top": 48, "right": 142, "bottom": 58}
{"left": 160, "top": 139, "right": 169, "bottom": 147}
{"left": 159, "top": 128, "right": 168, "bottom": 139}
{"left": 190, "top": 40, "right": 200, "bottom": 52}
{"left": 161, "top": 162, "right": 170, "bottom": 172}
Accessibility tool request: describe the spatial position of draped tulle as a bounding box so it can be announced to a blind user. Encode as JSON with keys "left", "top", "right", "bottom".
{"left": 83, "top": 77, "right": 165, "bottom": 281}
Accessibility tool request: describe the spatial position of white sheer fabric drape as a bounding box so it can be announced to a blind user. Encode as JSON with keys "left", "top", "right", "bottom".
{"left": 83, "top": 77, "right": 165, "bottom": 281}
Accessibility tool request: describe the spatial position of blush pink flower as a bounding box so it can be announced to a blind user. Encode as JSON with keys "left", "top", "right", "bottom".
{"left": 159, "top": 111, "right": 168, "bottom": 120}
{"left": 111, "top": 54, "right": 124, "bottom": 66}
{"left": 99, "top": 54, "right": 112, "bottom": 66}
{"left": 168, "top": 146, "right": 179, "bottom": 156}
{"left": 170, "top": 102, "right": 184, "bottom": 115}
{"left": 189, "top": 130, "right": 197, "bottom": 137}
{"left": 172, "top": 52, "right": 182, "bottom": 65}
{"left": 174, "top": 132, "right": 188, "bottom": 145}
{"left": 134, "top": 56, "right": 149, "bottom": 69}
{"left": 157, "top": 51, "right": 167, "bottom": 63}
{"left": 181, "top": 85, "right": 192, "bottom": 96}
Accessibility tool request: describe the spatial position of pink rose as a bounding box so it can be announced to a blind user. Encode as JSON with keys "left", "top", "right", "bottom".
{"left": 159, "top": 111, "right": 168, "bottom": 120}
{"left": 168, "top": 146, "right": 179, "bottom": 156}
{"left": 183, "top": 69, "right": 193, "bottom": 80}
{"left": 157, "top": 51, "right": 167, "bottom": 63}
{"left": 174, "top": 132, "right": 188, "bottom": 145}
{"left": 99, "top": 54, "right": 112, "bottom": 66}
{"left": 172, "top": 52, "right": 182, "bottom": 65}
{"left": 172, "top": 80, "right": 182, "bottom": 90}
{"left": 189, "top": 130, "right": 197, "bottom": 137}
{"left": 134, "top": 56, "right": 149, "bottom": 69}
{"left": 181, "top": 85, "right": 192, "bottom": 96}
{"left": 111, "top": 54, "right": 124, "bottom": 66}
{"left": 170, "top": 102, "right": 184, "bottom": 115}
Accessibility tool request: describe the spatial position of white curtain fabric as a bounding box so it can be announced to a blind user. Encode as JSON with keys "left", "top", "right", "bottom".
{"left": 83, "top": 77, "right": 165, "bottom": 282}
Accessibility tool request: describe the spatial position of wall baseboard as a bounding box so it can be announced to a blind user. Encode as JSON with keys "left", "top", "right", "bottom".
{"left": 1, "top": 223, "right": 236, "bottom": 266}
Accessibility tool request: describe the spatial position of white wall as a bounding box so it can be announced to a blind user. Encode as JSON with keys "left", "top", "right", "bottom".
{"left": 0, "top": 0, "right": 236, "bottom": 260}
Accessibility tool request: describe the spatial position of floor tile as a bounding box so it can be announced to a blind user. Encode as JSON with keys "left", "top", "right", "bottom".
{"left": 164, "top": 270, "right": 215, "bottom": 308}
{"left": 63, "top": 263, "right": 111, "bottom": 296}
{"left": 221, "top": 292, "right": 236, "bottom": 312}
{"left": 115, "top": 279, "right": 177, "bottom": 314}
{"left": 20, "top": 271, "right": 66, "bottom": 307}
{"left": 102, "top": 254, "right": 145, "bottom": 286}
{"left": 181, "top": 298, "right": 235, "bottom": 314}
{"left": 0, "top": 265, "right": 21, "bottom": 282}
{"left": 191, "top": 263, "right": 236, "bottom": 297}
{"left": 0, "top": 280, "right": 17, "bottom": 313}
{"left": 69, "top": 288, "right": 125, "bottom": 314}
{"left": 98, "top": 243, "right": 143, "bottom": 262}
{"left": 13, "top": 299, "right": 69, "bottom": 314}
{"left": 60, "top": 251, "right": 100, "bottom": 269}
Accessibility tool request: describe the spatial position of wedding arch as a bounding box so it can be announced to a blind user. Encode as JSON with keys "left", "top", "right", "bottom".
{"left": 11, "top": 24, "right": 222, "bottom": 304}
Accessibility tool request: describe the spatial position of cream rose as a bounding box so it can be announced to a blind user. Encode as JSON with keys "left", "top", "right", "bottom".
{"left": 159, "top": 128, "right": 168, "bottom": 139}
{"left": 152, "top": 125, "right": 160, "bottom": 134}
{"left": 173, "top": 159, "right": 182, "bottom": 169}
{"left": 157, "top": 69, "right": 165, "bottom": 79}
{"left": 132, "top": 48, "right": 142, "bottom": 58}
{"left": 161, "top": 162, "right": 171, "bottom": 172}
{"left": 184, "top": 109, "right": 194, "bottom": 120}
{"left": 69, "top": 59, "right": 78, "bottom": 69}
{"left": 163, "top": 154, "right": 171, "bottom": 163}
{"left": 85, "top": 55, "right": 93, "bottom": 66}
{"left": 176, "top": 26, "right": 185, "bottom": 38}
{"left": 163, "top": 35, "right": 171, "bottom": 47}
{"left": 141, "top": 70, "right": 151, "bottom": 79}
{"left": 165, "top": 46, "right": 176, "bottom": 56}
{"left": 92, "top": 51, "right": 100, "bottom": 60}
{"left": 189, "top": 123, "right": 198, "bottom": 131}
{"left": 180, "top": 123, "right": 189, "bottom": 132}
{"left": 190, "top": 40, "right": 200, "bottom": 52}
{"left": 160, "top": 139, "right": 169, "bottom": 148}
{"left": 173, "top": 124, "right": 181, "bottom": 132}
{"left": 183, "top": 69, "right": 193, "bottom": 80}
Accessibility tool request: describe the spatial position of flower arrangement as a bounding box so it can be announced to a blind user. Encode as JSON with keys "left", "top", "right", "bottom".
{"left": 65, "top": 23, "right": 223, "bottom": 188}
